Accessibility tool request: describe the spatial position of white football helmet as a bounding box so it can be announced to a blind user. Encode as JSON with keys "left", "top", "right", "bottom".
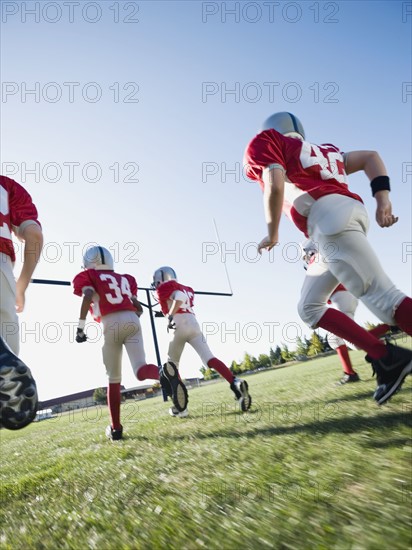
{"left": 261, "top": 112, "right": 305, "bottom": 139}
{"left": 83, "top": 246, "right": 114, "bottom": 270}
{"left": 301, "top": 239, "right": 318, "bottom": 265}
{"left": 152, "top": 266, "right": 177, "bottom": 289}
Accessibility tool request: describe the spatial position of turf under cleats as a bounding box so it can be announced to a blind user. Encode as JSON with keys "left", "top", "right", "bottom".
{"left": 366, "top": 343, "right": 412, "bottom": 405}
{"left": 106, "top": 425, "right": 123, "bottom": 440}
{"left": 0, "top": 337, "right": 38, "bottom": 430}
{"left": 162, "top": 361, "right": 188, "bottom": 412}
{"left": 169, "top": 406, "right": 189, "bottom": 418}
{"left": 337, "top": 373, "right": 360, "bottom": 385}
{"left": 230, "top": 378, "right": 252, "bottom": 412}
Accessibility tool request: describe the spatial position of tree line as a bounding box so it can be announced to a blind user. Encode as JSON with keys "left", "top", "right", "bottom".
{"left": 200, "top": 331, "right": 332, "bottom": 379}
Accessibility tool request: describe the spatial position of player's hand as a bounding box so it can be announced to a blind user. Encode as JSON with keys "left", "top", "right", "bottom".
{"left": 258, "top": 236, "right": 278, "bottom": 254}
{"left": 167, "top": 315, "right": 176, "bottom": 332}
{"left": 76, "top": 328, "right": 88, "bottom": 343}
{"left": 375, "top": 193, "right": 398, "bottom": 228}
{"left": 15, "top": 279, "right": 28, "bottom": 313}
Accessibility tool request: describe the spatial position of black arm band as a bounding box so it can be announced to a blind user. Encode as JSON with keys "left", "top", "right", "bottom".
{"left": 370, "top": 176, "right": 390, "bottom": 196}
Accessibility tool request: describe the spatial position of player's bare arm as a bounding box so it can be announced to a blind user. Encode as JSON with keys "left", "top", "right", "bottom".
{"left": 345, "top": 150, "right": 398, "bottom": 228}
{"left": 79, "top": 289, "right": 94, "bottom": 321}
{"left": 169, "top": 299, "right": 184, "bottom": 317}
{"left": 258, "top": 166, "right": 284, "bottom": 254}
{"left": 15, "top": 223, "right": 44, "bottom": 313}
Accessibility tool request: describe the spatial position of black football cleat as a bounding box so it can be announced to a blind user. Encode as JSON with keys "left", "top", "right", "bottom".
{"left": 336, "top": 373, "right": 360, "bottom": 385}
{"left": 230, "top": 378, "right": 252, "bottom": 412}
{"left": 366, "top": 343, "right": 412, "bottom": 405}
{"left": 162, "top": 362, "right": 188, "bottom": 412}
{"left": 105, "top": 425, "right": 123, "bottom": 441}
{"left": 0, "top": 336, "right": 38, "bottom": 430}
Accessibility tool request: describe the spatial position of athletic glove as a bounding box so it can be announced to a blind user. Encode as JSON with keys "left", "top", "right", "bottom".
{"left": 167, "top": 315, "right": 176, "bottom": 332}
{"left": 76, "top": 328, "right": 87, "bottom": 343}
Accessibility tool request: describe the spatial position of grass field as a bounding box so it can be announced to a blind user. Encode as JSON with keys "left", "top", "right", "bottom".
{"left": 1, "top": 342, "right": 411, "bottom": 550}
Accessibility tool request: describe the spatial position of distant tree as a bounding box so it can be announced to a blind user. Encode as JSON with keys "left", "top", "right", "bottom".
{"left": 295, "top": 336, "right": 308, "bottom": 357}
{"left": 270, "top": 345, "right": 285, "bottom": 365}
{"left": 242, "top": 352, "right": 257, "bottom": 372}
{"left": 203, "top": 367, "right": 219, "bottom": 380}
{"left": 93, "top": 387, "right": 107, "bottom": 404}
{"left": 281, "top": 343, "right": 295, "bottom": 362}
{"left": 230, "top": 360, "right": 242, "bottom": 375}
{"left": 307, "top": 332, "right": 324, "bottom": 356}
{"left": 256, "top": 354, "right": 271, "bottom": 370}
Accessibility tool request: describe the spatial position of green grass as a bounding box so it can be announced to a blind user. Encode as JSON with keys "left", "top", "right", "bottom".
{"left": 1, "top": 342, "right": 411, "bottom": 550}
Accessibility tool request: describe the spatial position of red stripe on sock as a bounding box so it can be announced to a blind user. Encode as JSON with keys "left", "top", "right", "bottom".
{"left": 394, "top": 297, "right": 412, "bottom": 336}
{"left": 336, "top": 345, "right": 356, "bottom": 375}
{"left": 319, "top": 309, "right": 386, "bottom": 359}
{"left": 107, "top": 383, "right": 122, "bottom": 430}
{"left": 207, "top": 358, "right": 235, "bottom": 383}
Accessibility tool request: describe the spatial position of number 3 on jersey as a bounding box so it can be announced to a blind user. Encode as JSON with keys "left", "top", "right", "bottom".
{"left": 99, "top": 273, "right": 132, "bottom": 304}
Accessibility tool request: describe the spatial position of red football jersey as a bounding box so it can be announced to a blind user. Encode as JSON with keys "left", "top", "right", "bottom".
{"left": 156, "top": 280, "right": 195, "bottom": 315}
{"left": 72, "top": 269, "right": 138, "bottom": 320}
{"left": 0, "top": 176, "right": 41, "bottom": 261}
{"left": 244, "top": 130, "right": 363, "bottom": 236}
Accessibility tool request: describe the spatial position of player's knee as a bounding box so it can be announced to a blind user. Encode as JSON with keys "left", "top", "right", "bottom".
{"left": 297, "top": 299, "right": 325, "bottom": 328}
{"left": 327, "top": 333, "right": 344, "bottom": 350}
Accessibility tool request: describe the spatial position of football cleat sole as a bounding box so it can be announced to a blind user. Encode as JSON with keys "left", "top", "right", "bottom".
{"left": 0, "top": 339, "right": 38, "bottom": 430}
{"left": 162, "top": 361, "right": 188, "bottom": 413}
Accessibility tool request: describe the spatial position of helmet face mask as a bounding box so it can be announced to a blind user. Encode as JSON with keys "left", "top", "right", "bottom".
{"left": 152, "top": 266, "right": 177, "bottom": 289}
{"left": 83, "top": 246, "right": 114, "bottom": 270}
{"left": 261, "top": 112, "right": 305, "bottom": 139}
{"left": 301, "top": 239, "right": 318, "bottom": 265}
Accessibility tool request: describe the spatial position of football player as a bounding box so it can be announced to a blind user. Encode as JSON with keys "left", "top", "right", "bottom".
{"left": 244, "top": 112, "right": 412, "bottom": 405}
{"left": 72, "top": 247, "right": 188, "bottom": 440}
{"left": 301, "top": 240, "right": 394, "bottom": 385}
{"left": 0, "top": 175, "right": 43, "bottom": 429}
{"left": 152, "top": 266, "right": 252, "bottom": 416}
{"left": 0, "top": 175, "right": 43, "bottom": 354}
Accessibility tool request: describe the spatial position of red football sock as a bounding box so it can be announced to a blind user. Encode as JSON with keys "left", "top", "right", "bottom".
{"left": 336, "top": 345, "right": 356, "bottom": 375}
{"left": 207, "top": 358, "right": 235, "bottom": 383}
{"left": 394, "top": 297, "right": 412, "bottom": 336}
{"left": 319, "top": 309, "right": 387, "bottom": 359}
{"left": 136, "top": 363, "right": 160, "bottom": 381}
{"left": 368, "top": 324, "right": 391, "bottom": 339}
{"left": 107, "top": 383, "right": 122, "bottom": 430}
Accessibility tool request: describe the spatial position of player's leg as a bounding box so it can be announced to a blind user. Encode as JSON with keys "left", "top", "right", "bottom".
{"left": 328, "top": 290, "right": 360, "bottom": 383}
{"left": 0, "top": 262, "right": 20, "bottom": 355}
{"left": 185, "top": 315, "right": 252, "bottom": 411}
{"left": 158, "top": 317, "right": 188, "bottom": 413}
{"left": 102, "top": 314, "right": 124, "bottom": 439}
{"left": 0, "top": 261, "right": 38, "bottom": 430}
{"left": 310, "top": 198, "right": 412, "bottom": 403}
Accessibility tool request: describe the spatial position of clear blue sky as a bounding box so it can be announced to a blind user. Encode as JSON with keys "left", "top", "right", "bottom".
{"left": 1, "top": 1, "right": 411, "bottom": 400}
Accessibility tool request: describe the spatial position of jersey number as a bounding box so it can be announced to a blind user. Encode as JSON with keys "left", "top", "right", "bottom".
{"left": 179, "top": 289, "right": 194, "bottom": 313}
{"left": 99, "top": 274, "right": 132, "bottom": 304}
{"left": 299, "top": 142, "right": 347, "bottom": 184}
{"left": 0, "top": 184, "right": 12, "bottom": 240}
